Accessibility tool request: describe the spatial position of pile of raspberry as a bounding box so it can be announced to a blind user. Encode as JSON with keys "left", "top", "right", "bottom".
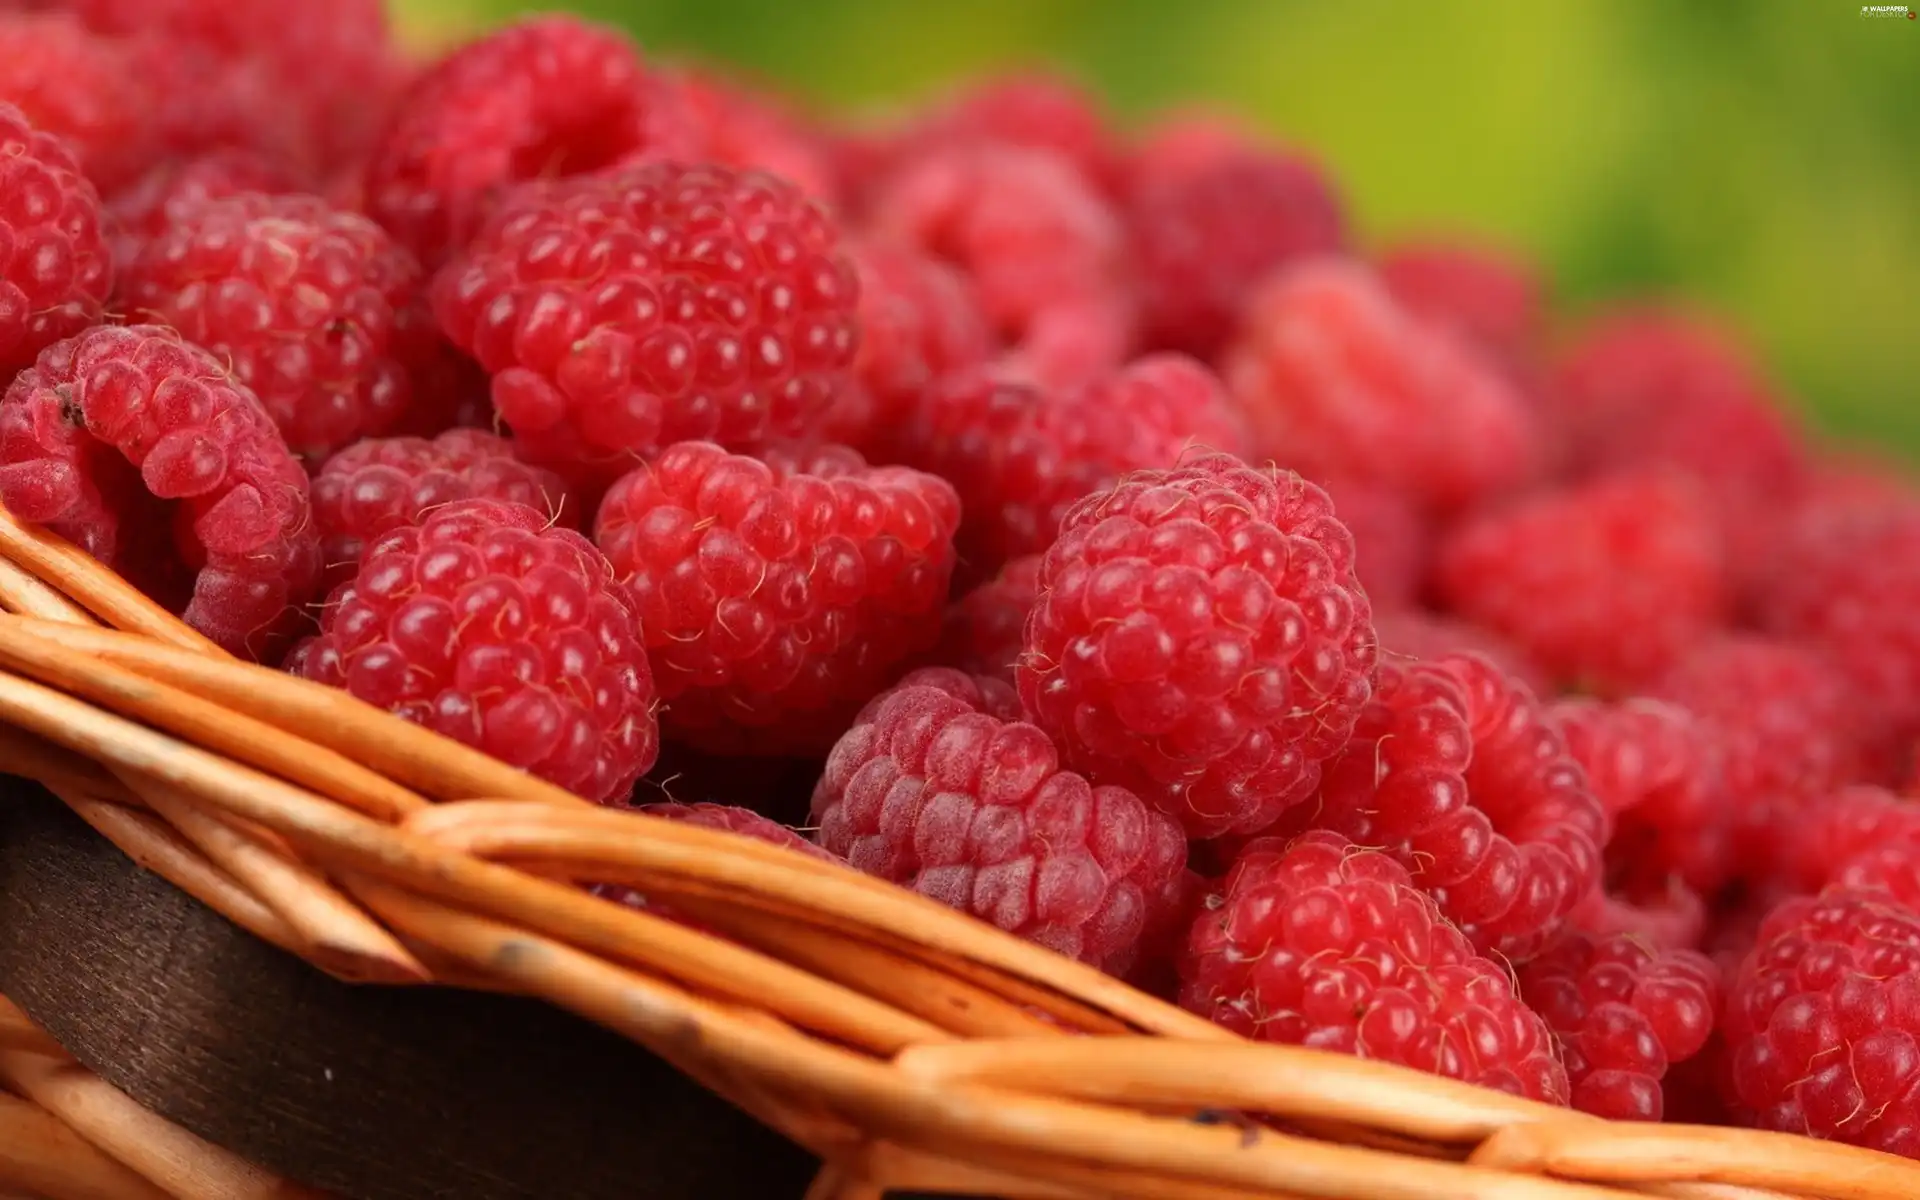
{"left": 9, "top": 2, "right": 1920, "bottom": 1157}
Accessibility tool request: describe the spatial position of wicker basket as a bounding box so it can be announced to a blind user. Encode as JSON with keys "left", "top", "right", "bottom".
{"left": 0, "top": 500, "right": 1915, "bottom": 1200}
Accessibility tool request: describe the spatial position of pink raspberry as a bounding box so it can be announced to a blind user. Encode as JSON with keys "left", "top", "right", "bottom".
{"left": 0, "top": 325, "right": 319, "bottom": 657}
{"left": 433, "top": 160, "right": 859, "bottom": 482}
{"left": 636, "top": 802, "right": 837, "bottom": 863}
{"left": 311, "top": 429, "right": 573, "bottom": 593}
{"left": 1551, "top": 696, "right": 1730, "bottom": 895}
{"left": 838, "top": 236, "right": 992, "bottom": 452}
{"left": 896, "top": 355, "right": 1248, "bottom": 579}
{"left": 1434, "top": 470, "right": 1729, "bottom": 693}
{"left": 1373, "top": 608, "right": 1550, "bottom": 695}
{"left": 812, "top": 668, "right": 1188, "bottom": 974}
{"left": 1273, "top": 655, "right": 1605, "bottom": 960}
{"left": 364, "top": 16, "right": 691, "bottom": 268}
{"left": 1516, "top": 932, "right": 1721, "bottom": 1121}
{"left": 0, "top": 104, "right": 110, "bottom": 374}
{"left": 102, "top": 150, "right": 301, "bottom": 272}
{"left": 1179, "top": 830, "right": 1568, "bottom": 1103}
{"left": 1314, "top": 474, "right": 1429, "bottom": 611}
{"left": 1570, "top": 879, "right": 1709, "bottom": 953}
{"left": 1018, "top": 454, "right": 1377, "bottom": 840}
{"left": 659, "top": 66, "right": 836, "bottom": 202}
{"left": 122, "top": 191, "right": 453, "bottom": 460}
{"left": 0, "top": 13, "right": 154, "bottom": 192}
{"left": 291, "top": 498, "right": 657, "bottom": 803}
{"left": 1222, "top": 258, "right": 1539, "bottom": 514}
{"left": 1125, "top": 143, "right": 1346, "bottom": 357}
{"left": 916, "top": 74, "right": 1118, "bottom": 193}
{"left": 867, "top": 144, "right": 1134, "bottom": 389}
{"left": 1118, "top": 111, "right": 1258, "bottom": 193}
{"left": 1722, "top": 888, "right": 1920, "bottom": 1155}
{"left": 936, "top": 554, "right": 1042, "bottom": 686}
{"left": 1377, "top": 237, "right": 1543, "bottom": 365}
{"left": 595, "top": 441, "right": 959, "bottom": 755}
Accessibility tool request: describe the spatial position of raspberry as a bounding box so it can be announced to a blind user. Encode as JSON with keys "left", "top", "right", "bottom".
{"left": 0, "top": 325, "right": 319, "bottom": 657}
{"left": 291, "top": 498, "right": 658, "bottom": 803}
{"left": 1434, "top": 471, "right": 1729, "bottom": 693}
{"left": 1017, "top": 453, "right": 1377, "bottom": 840}
{"left": 1570, "top": 879, "right": 1708, "bottom": 953}
{"left": 0, "top": 13, "right": 153, "bottom": 191}
{"left": 660, "top": 66, "right": 835, "bottom": 201}
{"left": 364, "top": 17, "right": 690, "bottom": 268}
{"left": 1722, "top": 888, "right": 1920, "bottom": 1154}
{"left": 1776, "top": 785, "right": 1920, "bottom": 896}
{"left": 1653, "top": 634, "right": 1870, "bottom": 876}
{"left": 594, "top": 441, "right": 959, "bottom": 755}
{"left": 1551, "top": 696, "right": 1730, "bottom": 895}
{"left": 311, "top": 429, "right": 573, "bottom": 593}
{"left": 1178, "top": 830, "right": 1568, "bottom": 1103}
{"left": 1274, "top": 655, "right": 1605, "bottom": 960}
{"left": 840, "top": 236, "right": 991, "bottom": 452}
{"left": 1373, "top": 608, "right": 1549, "bottom": 695}
{"left": 1118, "top": 112, "right": 1257, "bottom": 194}
{"left": 433, "top": 160, "right": 859, "bottom": 481}
{"left": 1313, "top": 475, "right": 1428, "bottom": 611}
{"left": 1222, "top": 258, "right": 1538, "bottom": 514}
{"left": 1378, "top": 238, "right": 1542, "bottom": 365}
{"left": 917, "top": 74, "right": 1118, "bottom": 194}
{"left": 896, "top": 356, "right": 1248, "bottom": 579}
{"left": 1125, "top": 144, "right": 1346, "bottom": 358}
{"left": 867, "top": 144, "right": 1133, "bottom": 389}
{"left": 936, "top": 554, "right": 1042, "bottom": 686}
{"left": 636, "top": 801, "right": 837, "bottom": 863}
{"left": 812, "top": 668, "right": 1188, "bottom": 974}
{"left": 1516, "top": 932, "right": 1721, "bottom": 1121}
{"left": 0, "top": 104, "right": 110, "bottom": 374}
{"left": 121, "top": 191, "right": 453, "bottom": 461}
{"left": 102, "top": 150, "right": 301, "bottom": 273}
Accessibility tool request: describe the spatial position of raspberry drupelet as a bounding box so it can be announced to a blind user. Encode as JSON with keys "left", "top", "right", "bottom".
{"left": 895, "top": 355, "right": 1249, "bottom": 581}
{"left": 310, "top": 429, "right": 573, "bottom": 593}
{"left": 433, "top": 160, "right": 860, "bottom": 482}
{"left": 290, "top": 498, "right": 658, "bottom": 803}
{"left": 1377, "top": 238, "right": 1543, "bottom": 365}
{"left": 0, "top": 104, "right": 111, "bottom": 375}
{"left": 1373, "top": 608, "right": 1550, "bottom": 696}
{"left": 0, "top": 325, "right": 319, "bottom": 657}
{"left": 0, "top": 12, "right": 154, "bottom": 193}
{"left": 364, "top": 16, "right": 692, "bottom": 268}
{"left": 813, "top": 668, "right": 1188, "bottom": 974}
{"left": 1017, "top": 453, "right": 1378, "bottom": 841}
{"left": 1515, "top": 931, "right": 1721, "bottom": 1121}
{"left": 1775, "top": 785, "right": 1920, "bottom": 897}
{"left": 1179, "top": 831, "right": 1569, "bottom": 1104}
{"left": 1221, "top": 258, "right": 1538, "bottom": 515}
{"left": 1722, "top": 888, "right": 1920, "bottom": 1154}
{"left": 103, "top": 150, "right": 303, "bottom": 273}
{"left": 1272, "top": 654, "right": 1605, "bottom": 961}
{"left": 595, "top": 441, "right": 959, "bottom": 755}
{"left": 936, "top": 554, "right": 1043, "bottom": 686}
{"left": 122, "top": 191, "right": 455, "bottom": 461}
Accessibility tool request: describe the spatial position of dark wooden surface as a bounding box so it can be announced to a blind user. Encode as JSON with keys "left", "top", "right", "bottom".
{"left": 0, "top": 781, "right": 820, "bottom": 1200}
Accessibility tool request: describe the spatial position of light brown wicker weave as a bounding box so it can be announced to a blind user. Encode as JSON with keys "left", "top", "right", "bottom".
{"left": 0, "top": 500, "right": 1916, "bottom": 1200}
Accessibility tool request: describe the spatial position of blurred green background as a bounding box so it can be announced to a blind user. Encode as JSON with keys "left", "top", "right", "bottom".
{"left": 396, "top": 0, "right": 1919, "bottom": 454}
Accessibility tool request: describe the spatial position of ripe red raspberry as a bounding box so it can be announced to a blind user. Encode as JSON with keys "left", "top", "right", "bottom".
{"left": 1723, "top": 888, "right": 1920, "bottom": 1154}
{"left": 1653, "top": 634, "right": 1869, "bottom": 875}
{"left": 1570, "top": 878, "right": 1708, "bottom": 953}
{"left": 1314, "top": 475, "right": 1429, "bottom": 611}
{"left": 897, "top": 355, "right": 1247, "bottom": 580}
{"left": 290, "top": 498, "right": 658, "bottom": 803}
{"left": 636, "top": 802, "right": 837, "bottom": 863}
{"left": 102, "top": 150, "right": 301, "bottom": 272}
{"left": 1551, "top": 696, "right": 1730, "bottom": 895}
{"left": 839, "top": 236, "right": 992, "bottom": 452}
{"left": 1775, "top": 785, "right": 1920, "bottom": 896}
{"left": 0, "top": 13, "right": 155, "bottom": 192}
{"left": 660, "top": 66, "right": 835, "bottom": 202}
{"left": 1274, "top": 655, "right": 1605, "bottom": 960}
{"left": 0, "top": 325, "right": 319, "bottom": 656}
{"left": 1377, "top": 238, "right": 1543, "bottom": 365}
{"left": 364, "top": 17, "right": 691, "bottom": 268}
{"left": 1435, "top": 471, "right": 1729, "bottom": 693}
{"left": 867, "top": 144, "right": 1133, "bottom": 389}
{"left": 812, "top": 668, "right": 1188, "bottom": 974}
{"left": 1516, "top": 932, "right": 1721, "bottom": 1121}
{"left": 1125, "top": 144, "right": 1346, "bottom": 358}
{"left": 311, "top": 429, "right": 573, "bottom": 593}
{"left": 1222, "top": 258, "right": 1539, "bottom": 514}
{"left": 917, "top": 74, "right": 1118, "bottom": 194}
{"left": 1179, "top": 831, "right": 1568, "bottom": 1103}
{"left": 1017, "top": 454, "right": 1377, "bottom": 840}
{"left": 0, "top": 104, "right": 110, "bottom": 374}
{"left": 433, "top": 160, "right": 859, "bottom": 481}
{"left": 1373, "top": 608, "right": 1549, "bottom": 695}
{"left": 595, "top": 441, "right": 959, "bottom": 755}
{"left": 121, "top": 191, "right": 453, "bottom": 461}
{"left": 1118, "top": 111, "right": 1257, "bottom": 194}
{"left": 937, "top": 554, "right": 1042, "bottom": 686}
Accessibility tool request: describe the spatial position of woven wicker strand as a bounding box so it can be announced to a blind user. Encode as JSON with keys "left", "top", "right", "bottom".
{"left": 0, "top": 504, "right": 1915, "bottom": 1200}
